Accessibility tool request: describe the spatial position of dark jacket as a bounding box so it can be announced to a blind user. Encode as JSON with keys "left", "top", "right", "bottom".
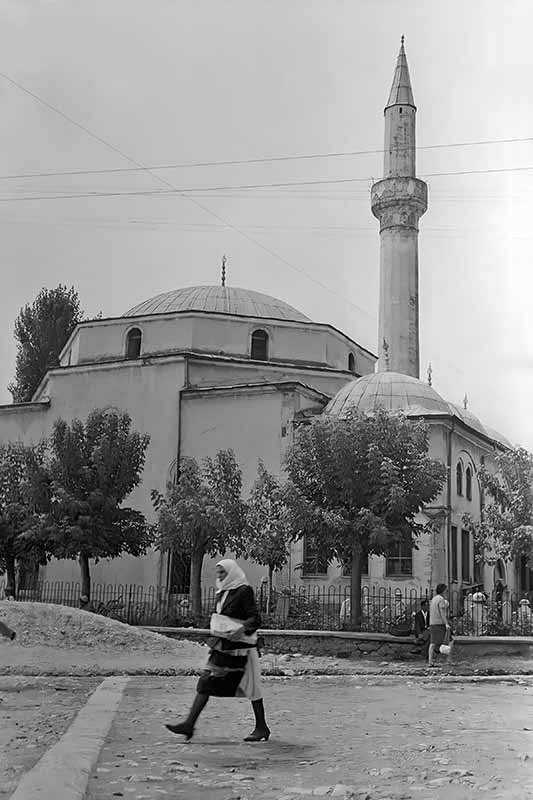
{"left": 413, "top": 609, "right": 429, "bottom": 638}
{"left": 218, "top": 585, "right": 261, "bottom": 635}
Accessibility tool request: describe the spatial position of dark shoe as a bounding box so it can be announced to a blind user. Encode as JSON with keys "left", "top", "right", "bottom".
{"left": 10, "top": 631, "right": 16, "bottom": 641}
{"left": 244, "top": 727, "right": 270, "bottom": 742}
{"left": 165, "top": 722, "right": 194, "bottom": 740}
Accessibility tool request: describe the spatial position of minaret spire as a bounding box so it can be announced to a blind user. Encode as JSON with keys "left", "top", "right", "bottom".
{"left": 386, "top": 36, "right": 415, "bottom": 110}
{"left": 371, "top": 40, "right": 427, "bottom": 378}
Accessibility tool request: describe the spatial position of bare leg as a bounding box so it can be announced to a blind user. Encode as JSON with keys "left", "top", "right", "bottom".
{"left": 428, "top": 643, "right": 437, "bottom": 667}
{"left": 166, "top": 693, "right": 209, "bottom": 740}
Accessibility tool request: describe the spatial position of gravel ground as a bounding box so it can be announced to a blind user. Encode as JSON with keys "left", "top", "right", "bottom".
{"left": 0, "top": 676, "right": 100, "bottom": 797}
{"left": 0, "top": 601, "right": 205, "bottom": 654}
{"left": 0, "top": 601, "right": 206, "bottom": 676}
{"left": 85, "top": 675, "right": 533, "bottom": 800}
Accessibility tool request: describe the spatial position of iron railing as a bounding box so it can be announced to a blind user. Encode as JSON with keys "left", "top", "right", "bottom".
{"left": 2, "top": 579, "right": 533, "bottom": 636}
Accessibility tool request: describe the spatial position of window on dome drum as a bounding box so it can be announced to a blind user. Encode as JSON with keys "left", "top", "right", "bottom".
{"left": 386, "top": 536, "right": 413, "bottom": 576}
{"left": 451, "top": 525, "right": 458, "bottom": 582}
{"left": 348, "top": 353, "right": 356, "bottom": 373}
{"left": 461, "top": 529, "right": 471, "bottom": 583}
{"left": 250, "top": 329, "right": 269, "bottom": 360}
{"left": 465, "top": 466, "right": 473, "bottom": 501}
{"left": 125, "top": 328, "right": 142, "bottom": 359}
{"left": 456, "top": 462, "right": 463, "bottom": 496}
{"left": 302, "top": 534, "right": 328, "bottom": 576}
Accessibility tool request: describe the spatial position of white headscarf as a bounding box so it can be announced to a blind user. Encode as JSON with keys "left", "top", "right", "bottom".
{"left": 216, "top": 559, "right": 248, "bottom": 592}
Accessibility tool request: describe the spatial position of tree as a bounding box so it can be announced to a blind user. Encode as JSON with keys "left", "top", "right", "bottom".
{"left": 463, "top": 447, "right": 533, "bottom": 570}
{"left": 152, "top": 451, "right": 246, "bottom": 616}
{"left": 42, "top": 410, "right": 152, "bottom": 599}
{"left": 244, "top": 461, "right": 292, "bottom": 612}
{"left": 9, "top": 285, "right": 85, "bottom": 403}
{"left": 284, "top": 408, "right": 446, "bottom": 628}
{"left": 0, "top": 442, "right": 50, "bottom": 597}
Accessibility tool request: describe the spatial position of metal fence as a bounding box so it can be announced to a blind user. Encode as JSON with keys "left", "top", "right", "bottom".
{"left": 2, "top": 579, "right": 533, "bottom": 636}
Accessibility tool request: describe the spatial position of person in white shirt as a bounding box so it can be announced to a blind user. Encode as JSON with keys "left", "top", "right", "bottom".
{"left": 339, "top": 597, "right": 351, "bottom": 629}
{"left": 428, "top": 583, "right": 451, "bottom": 667}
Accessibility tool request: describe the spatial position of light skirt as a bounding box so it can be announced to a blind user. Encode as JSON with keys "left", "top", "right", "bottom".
{"left": 235, "top": 647, "right": 262, "bottom": 701}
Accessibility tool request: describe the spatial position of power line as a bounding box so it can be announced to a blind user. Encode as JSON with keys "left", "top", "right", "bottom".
{"left": 5, "top": 161, "right": 533, "bottom": 203}
{"left": 0, "top": 177, "right": 370, "bottom": 203}
{"left": 0, "top": 69, "right": 376, "bottom": 324}
{"left": 1, "top": 135, "right": 533, "bottom": 181}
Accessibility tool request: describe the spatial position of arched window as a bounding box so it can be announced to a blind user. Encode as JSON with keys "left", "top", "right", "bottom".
{"left": 348, "top": 353, "right": 356, "bottom": 373}
{"left": 465, "top": 466, "right": 473, "bottom": 501}
{"left": 456, "top": 462, "right": 463, "bottom": 496}
{"left": 125, "top": 327, "right": 142, "bottom": 359}
{"left": 250, "top": 329, "right": 268, "bottom": 360}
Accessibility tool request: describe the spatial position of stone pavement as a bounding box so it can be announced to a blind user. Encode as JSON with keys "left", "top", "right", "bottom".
{"left": 85, "top": 675, "right": 533, "bottom": 800}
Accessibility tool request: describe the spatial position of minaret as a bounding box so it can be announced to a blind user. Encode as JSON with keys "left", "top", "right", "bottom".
{"left": 371, "top": 38, "right": 427, "bottom": 378}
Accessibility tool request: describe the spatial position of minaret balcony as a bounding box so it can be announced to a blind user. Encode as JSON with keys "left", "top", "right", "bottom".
{"left": 371, "top": 176, "right": 427, "bottom": 227}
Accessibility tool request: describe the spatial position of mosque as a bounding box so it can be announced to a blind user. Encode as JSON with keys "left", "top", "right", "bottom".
{"left": 0, "top": 42, "right": 524, "bottom": 601}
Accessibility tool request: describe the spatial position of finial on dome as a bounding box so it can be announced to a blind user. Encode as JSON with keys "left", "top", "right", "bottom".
{"left": 427, "top": 362, "right": 432, "bottom": 386}
{"left": 221, "top": 254, "right": 227, "bottom": 287}
{"left": 463, "top": 393, "right": 468, "bottom": 410}
{"left": 401, "top": 35, "right": 405, "bottom": 47}
{"left": 382, "top": 338, "right": 390, "bottom": 370}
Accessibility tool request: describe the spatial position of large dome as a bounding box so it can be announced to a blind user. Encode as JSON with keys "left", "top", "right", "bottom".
{"left": 326, "top": 372, "right": 451, "bottom": 418}
{"left": 124, "top": 285, "right": 311, "bottom": 322}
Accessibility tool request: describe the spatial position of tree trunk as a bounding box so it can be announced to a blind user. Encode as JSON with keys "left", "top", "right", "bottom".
{"left": 5, "top": 553, "right": 16, "bottom": 599}
{"left": 79, "top": 553, "right": 91, "bottom": 599}
{"left": 350, "top": 547, "right": 363, "bottom": 630}
{"left": 189, "top": 548, "right": 205, "bottom": 618}
{"left": 267, "top": 564, "right": 273, "bottom": 614}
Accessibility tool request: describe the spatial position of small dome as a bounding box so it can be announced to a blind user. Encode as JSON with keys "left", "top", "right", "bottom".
{"left": 484, "top": 426, "right": 513, "bottom": 449}
{"left": 326, "top": 372, "right": 514, "bottom": 449}
{"left": 124, "top": 285, "right": 310, "bottom": 322}
{"left": 326, "top": 371, "right": 450, "bottom": 418}
{"left": 447, "top": 403, "right": 488, "bottom": 438}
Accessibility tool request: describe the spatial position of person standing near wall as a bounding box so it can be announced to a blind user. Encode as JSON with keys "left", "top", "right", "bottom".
{"left": 428, "top": 583, "right": 451, "bottom": 667}
{"left": 1, "top": 591, "right": 16, "bottom": 640}
{"left": 413, "top": 599, "right": 430, "bottom": 658}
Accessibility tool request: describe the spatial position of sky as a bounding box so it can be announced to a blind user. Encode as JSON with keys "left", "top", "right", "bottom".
{"left": 0, "top": 1, "right": 532, "bottom": 448}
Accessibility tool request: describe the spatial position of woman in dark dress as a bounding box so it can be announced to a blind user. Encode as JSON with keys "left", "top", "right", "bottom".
{"left": 166, "top": 559, "right": 270, "bottom": 742}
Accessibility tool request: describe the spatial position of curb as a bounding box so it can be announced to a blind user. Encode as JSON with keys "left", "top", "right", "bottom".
{"left": 8, "top": 675, "right": 129, "bottom": 800}
{"left": 1, "top": 668, "right": 533, "bottom": 679}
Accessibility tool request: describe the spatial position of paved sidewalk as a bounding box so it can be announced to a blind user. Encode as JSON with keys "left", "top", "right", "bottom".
{"left": 86, "top": 675, "right": 533, "bottom": 800}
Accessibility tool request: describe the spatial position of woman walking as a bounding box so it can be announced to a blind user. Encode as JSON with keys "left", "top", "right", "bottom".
{"left": 166, "top": 559, "right": 270, "bottom": 742}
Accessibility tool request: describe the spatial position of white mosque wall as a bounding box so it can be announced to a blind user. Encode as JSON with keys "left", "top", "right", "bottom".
{"left": 0, "top": 358, "right": 189, "bottom": 589}
{"left": 187, "top": 359, "right": 353, "bottom": 398}
{"left": 181, "top": 384, "right": 324, "bottom": 591}
{"left": 60, "top": 312, "right": 375, "bottom": 374}
{"left": 0, "top": 403, "right": 50, "bottom": 446}
{"left": 0, "top": 360, "right": 329, "bottom": 595}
